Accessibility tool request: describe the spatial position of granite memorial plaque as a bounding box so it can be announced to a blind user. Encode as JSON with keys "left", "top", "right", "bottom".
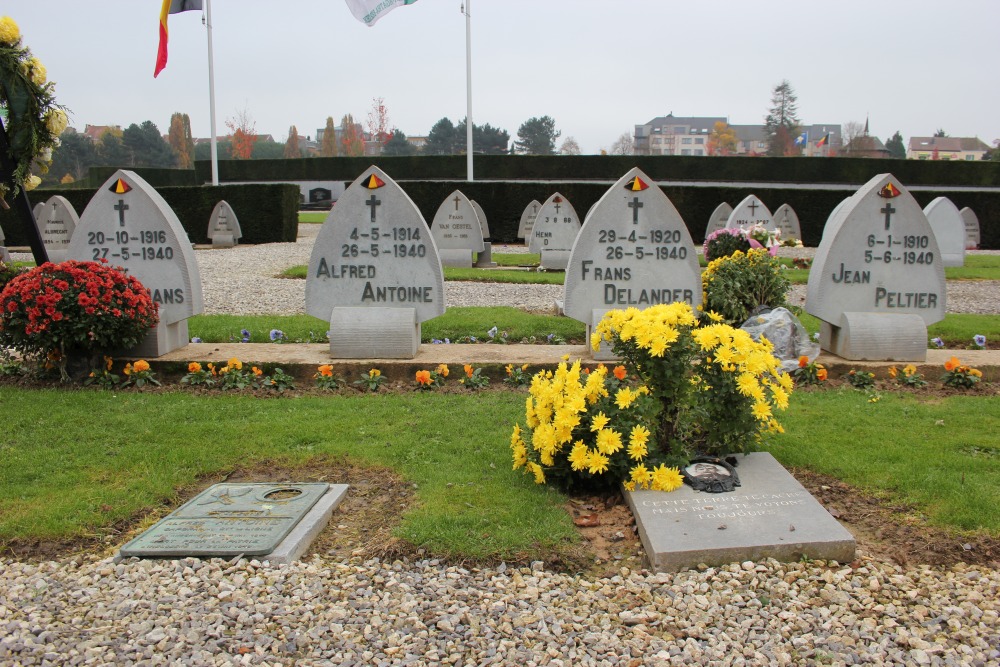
{"left": 119, "top": 483, "right": 346, "bottom": 562}
{"left": 726, "top": 194, "right": 773, "bottom": 231}
{"left": 430, "top": 190, "right": 484, "bottom": 268}
{"left": 207, "top": 200, "right": 242, "bottom": 248}
{"left": 529, "top": 193, "right": 582, "bottom": 270}
{"left": 626, "top": 452, "right": 855, "bottom": 572}
{"left": 564, "top": 168, "right": 700, "bottom": 359}
{"left": 923, "top": 197, "right": 966, "bottom": 267}
{"left": 772, "top": 203, "right": 802, "bottom": 243}
{"left": 806, "top": 174, "right": 945, "bottom": 361}
{"left": 704, "top": 202, "right": 732, "bottom": 240}
{"left": 38, "top": 195, "right": 79, "bottom": 263}
{"left": 66, "top": 170, "right": 204, "bottom": 356}
{"left": 517, "top": 200, "right": 541, "bottom": 241}
{"left": 960, "top": 207, "right": 980, "bottom": 250}
{"left": 305, "top": 166, "right": 445, "bottom": 358}
{"left": 471, "top": 200, "right": 497, "bottom": 268}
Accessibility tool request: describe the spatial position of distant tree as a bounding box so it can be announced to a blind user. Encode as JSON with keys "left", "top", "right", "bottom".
{"left": 182, "top": 114, "right": 195, "bottom": 164}
{"left": 251, "top": 138, "right": 284, "bottom": 159}
{"left": 194, "top": 139, "right": 233, "bottom": 161}
{"left": 168, "top": 112, "right": 193, "bottom": 168}
{"left": 424, "top": 117, "right": 460, "bottom": 154}
{"left": 340, "top": 114, "right": 365, "bottom": 157}
{"left": 707, "top": 121, "right": 738, "bottom": 156}
{"left": 514, "top": 116, "right": 560, "bottom": 155}
{"left": 885, "top": 131, "right": 906, "bottom": 159}
{"left": 934, "top": 128, "right": 948, "bottom": 138}
{"left": 366, "top": 97, "right": 391, "bottom": 149}
{"left": 225, "top": 106, "right": 258, "bottom": 160}
{"left": 763, "top": 80, "right": 801, "bottom": 156}
{"left": 321, "top": 116, "right": 338, "bottom": 157}
{"left": 987, "top": 139, "right": 1000, "bottom": 162}
{"left": 96, "top": 126, "right": 128, "bottom": 166}
{"left": 382, "top": 128, "right": 416, "bottom": 156}
{"left": 610, "top": 132, "right": 633, "bottom": 156}
{"left": 840, "top": 120, "right": 874, "bottom": 156}
{"left": 559, "top": 136, "right": 581, "bottom": 155}
{"left": 122, "top": 121, "right": 176, "bottom": 167}
{"left": 455, "top": 118, "right": 511, "bottom": 154}
{"left": 46, "top": 130, "right": 96, "bottom": 185}
{"left": 284, "top": 125, "right": 302, "bottom": 158}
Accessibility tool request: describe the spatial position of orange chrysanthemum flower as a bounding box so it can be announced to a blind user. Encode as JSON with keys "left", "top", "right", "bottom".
{"left": 416, "top": 370, "right": 432, "bottom": 385}
{"left": 133, "top": 360, "right": 150, "bottom": 373}
{"left": 613, "top": 365, "right": 627, "bottom": 380}
{"left": 188, "top": 362, "right": 202, "bottom": 373}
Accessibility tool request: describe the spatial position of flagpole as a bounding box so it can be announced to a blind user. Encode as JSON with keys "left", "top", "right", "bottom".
{"left": 464, "top": 0, "right": 473, "bottom": 182}
{"left": 205, "top": 0, "right": 219, "bottom": 185}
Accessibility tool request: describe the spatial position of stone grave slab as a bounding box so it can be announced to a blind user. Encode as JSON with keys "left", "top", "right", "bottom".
{"left": 564, "top": 168, "right": 700, "bottom": 360}
{"left": 704, "top": 202, "right": 732, "bottom": 240}
{"left": 529, "top": 193, "right": 582, "bottom": 270}
{"left": 306, "top": 166, "right": 445, "bottom": 358}
{"left": 726, "top": 194, "right": 773, "bottom": 231}
{"left": 806, "top": 174, "right": 945, "bottom": 361}
{"left": 923, "top": 197, "right": 966, "bottom": 267}
{"left": 772, "top": 203, "right": 802, "bottom": 243}
{"left": 430, "top": 190, "right": 484, "bottom": 268}
{"left": 119, "top": 483, "right": 347, "bottom": 564}
{"left": 38, "top": 195, "right": 79, "bottom": 263}
{"left": 67, "top": 170, "right": 204, "bottom": 357}
{"left": 471, "top": 200, "right": 497, "bottom": 267}
{"left": 960, "top": 207, "right": 979, "bottom": 250}
{"left": 517, "top": 200, "right": 541, "bottom": 240}
{"left": 207, "top": 200, "right": 242, "bottom": 247}
{"left": 626, "top": 452, "right": 855, "bottom": 572}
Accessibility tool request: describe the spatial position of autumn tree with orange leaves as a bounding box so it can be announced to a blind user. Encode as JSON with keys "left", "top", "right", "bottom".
{"left": 225, "top": 106, "right": 258, "bottom": 160}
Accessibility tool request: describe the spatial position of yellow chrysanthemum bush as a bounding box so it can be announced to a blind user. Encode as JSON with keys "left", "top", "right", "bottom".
{"left": 701, "top": 248, "right": 790, "bottom": 326}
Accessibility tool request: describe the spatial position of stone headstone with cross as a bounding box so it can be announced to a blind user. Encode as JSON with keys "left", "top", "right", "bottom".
{"left": 517, "top": 200, "right": 541, "bottom": 241}
{"left": 726, "top": 195, "right": 773, "bottom": 231}
{"left": 704, "top": 202, "right": 732, "bottom": 240}
{"left": 806, "top": 173, "right": 945, "bottom": 361}
{"left": 470, "top": 200, "right": 497, "bottom": 268}
{"left": 960, "top": 207, "right": 980, "bottom": 250}
{"left": 207, "top": 200, "right": 242, "bottom": 248}
{"left": 37, "top": 195, "right": 79, "bottom": 263}
{"left": 430, "top": 190, "right": 484, "bottom": 268}
{"left": 306, "top": 166, "right": 445, "bottom": 358}
{"left": 772, "top": 203, "right": 802, "bottom": 243}
{"left": 565, "top": 168, "right": 701, "bottom": 360}
{"left": 923, "top": 197, "right": 966, "bottom": 267}
{"left": 528, "top": 193, "right": 582, "bottom": 270}
{"left": 66, "top": 170, "right": 204, "bottom": 356}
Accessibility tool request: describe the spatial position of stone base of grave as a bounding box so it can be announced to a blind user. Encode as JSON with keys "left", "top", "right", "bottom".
{"left": 821, "top": 312, "right": 928, "bottom": 361}
{"left": 211, "top": 234, "right": 237, "bottom": 248}
{"left": 0, "top": 247, "right": 10, "bottom": 263}
{"left": 626, "top": 452, "right": 855, "bottom": 572}
{"left": 588, "top": 309, "right": 619, "bottom": 361}
{"left": 127, "top": 319, "right": 190, "bottom": 358}
{"left": 439, "top": 249, "right": 473, "bottom": 268}
{"left": 539, "top": 250, "right": 570, "bottom": 271}
{"left": 474, "top": 243, "right": 497, "bottom": 268}
{"left": 329, "top": 307, "right": 420, "bottom": 359}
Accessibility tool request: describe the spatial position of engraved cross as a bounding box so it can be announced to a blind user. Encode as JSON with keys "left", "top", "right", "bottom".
{"left": 366, "top": 194, "right": 381, "bottom": 223}
{"left": 628, "top": 196, "right": 643, "bottom": 224}
{"left": 114, "top": 199, "right": 129, "bottom": 227}
{"left": 881, "top": 202, "right": 895, "bottom": 230}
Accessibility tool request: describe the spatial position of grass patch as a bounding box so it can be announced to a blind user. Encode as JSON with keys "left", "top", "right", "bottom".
{"left": 423, "top": 307, "right": 585, "bottom": 343}
{"left": 188, "top": 314, "right": 330, "bottom": 343}
{"left": 278, "top": 263, "right": 563, "bottom": 284}
{"left": 492, "top": 253, "right": 539, "bottom": 267}
{"left": 298, "top": 212, "right": 327, "bottom": 224}
{"left": 945, "top": 254, "right": 1000, "bottom": 280}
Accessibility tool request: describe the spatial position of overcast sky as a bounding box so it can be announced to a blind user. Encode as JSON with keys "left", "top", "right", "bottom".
{"left": 12, "top": 1, "right": 1000, "bottom": 154}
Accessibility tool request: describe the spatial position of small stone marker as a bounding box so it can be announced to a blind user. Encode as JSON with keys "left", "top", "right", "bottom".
{"left": 565, "top": 168, "right": 700, "bottom": 359}
{"left": 528, "top": 192, "right": 582, "bottom": 270}
{"left": 726, "top": 194, "right": 773, "bottom": 231}
{"left": 626, "top": 453, "right": 855, "bottom": 572}
{"left": 470, "top": 200, "right": 497, "bottom": 268}
{"left": 207, "top": 200, "right": 242, "bottom": 248}
{"left": 923, "top": 197, "right": 966, "bottom": 267}
{"left": 306, "top": 166, "right": 445, "bottom": 358}
{"left": 430, "top": 190, "right": 484, "bottom": 268}
{"left": 704, "top": 202, "right": 733, "bottom": 240}
{"left": 38, "top": 195, "right": 79, "bottom": 262}
{"left": 772, "top": 203, "right": 802, "bottom": 243}
{"left": 0, "top": 219, "right": 10, "bottom": 262}
{"left": 960, "top": 207, "right": 980, "bottom": 250}
{"left": 806, "top": 174, "right": 945, "bottom": 361}
{"left": 517, "top": 200, "right": 541, "bottom": 240}
{"left": 119, "top": 483, "right": 348, "bottom": 564}
{"left": 67, "top": 170, "right": 204, "bottom": 356}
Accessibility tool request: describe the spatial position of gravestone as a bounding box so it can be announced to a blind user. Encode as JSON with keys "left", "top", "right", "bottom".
{"left": 528, "top": 193, "right": 582, "bottom": 270}
{"left": 207, "top": 200, "right": 242, "bottom": 248}
{"left": 772, "top": 203, "right": 802, "bottom": 243}
{"left": 119, "top": 483, "right": 349, "bottom": 565}
{"left": 806, "top": 174, "right": 945, "bottom": 361}
{"left": 0, "top": 219, "right": 10, "bottom": 262}
{"left": 306, "top": 166, "right": 445, "bottom": 358}
{"left": 704, "top": 202, "right": 732, "bottom": 240}
{"left": 565, "top": 168, "right": 701, "bottom": 359}
{"left": 820, "top": 197, "right": 851, "bottom": 242}
{"left": 66, "top": 170, "right": 204, "bottom": 356}
{"left": 38, "top": 195, "right": 79, "bottom": 262}
{"left": 626, "top": 452, "right": 855, "bottom": 572}
{"left": 726, "top": 195, "right": 773, "bottom": 231}
{"left": 517, "top": 200, "right": 541, "bottom": 241}
{"left": 960, "top": 207, "right": 980, "bottom": 250}
{"left": 470, "top": 200, "right": 497, "bottom": 268}
{"left": 923, "top": 197, "right": 966, "bottom": 267}
{"left": 430, "top": 190, "right": 485, "bottom": 268}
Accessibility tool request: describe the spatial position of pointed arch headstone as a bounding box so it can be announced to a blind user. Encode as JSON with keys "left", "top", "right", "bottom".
{"left": 960, "top": 207, "right": 980, "bottom": 250}
{"left": 923, "top": 197, "right": 966, "bottom": 267}
{"left": 705, "top": 202, "right": 732, "bottom": 240}
{"left": 470, "top": 200, "right": 497, "bottom": 267}
{"left": 772, "top": 203, "right": 801, "bottom": 243}
{"left": 726, "top": 195, "right": 773, "bottom": 230}
{"left": 517, "top": 200, "right": 541, "bottom": 241}
{"left": 528, "top": 192, "right": 582, "bottom": 270}
{"left": 430, "top": 189, "right": 484, "bottom": 267}
{"left": 207, "top": 200, "right": 242, "bottom": 247}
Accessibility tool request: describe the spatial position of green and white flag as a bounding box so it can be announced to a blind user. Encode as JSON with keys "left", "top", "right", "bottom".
{"left": 345, "top": 0, "right": 418, "bottom": 27}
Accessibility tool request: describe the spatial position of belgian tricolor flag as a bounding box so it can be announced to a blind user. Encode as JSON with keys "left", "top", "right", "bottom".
{"left": 155, "top": 0, "right": 203, "bottom": 78}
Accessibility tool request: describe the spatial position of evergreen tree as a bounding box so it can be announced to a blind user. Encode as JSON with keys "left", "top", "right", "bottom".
{"left": 284, "top": 125, "right": 302, "bottom": 159}
{"left": 455, "top": 118, "right": 510, "bottom": 154}
{"left": 122, "top": 121, "right": 177, "bottom": 167}
{"left": 424, "top": 117, "right": 459, "bottom": 154}
{"left": 382, "top": 129, "right": 415, "bottom": 156}
{"left": 514, "top": 116, "right": 560, "bottom": 155}
{"left": 46, "top": 130, "right": 96, "bottom": 185}
{"left": 885, "top": 131, "right": 906, "bottom": 159}
{"left": 321, "top": 116, "right": 338, "bottom": 157}
{"left": 763, "top": 80, "right": 801, "bottom": 156}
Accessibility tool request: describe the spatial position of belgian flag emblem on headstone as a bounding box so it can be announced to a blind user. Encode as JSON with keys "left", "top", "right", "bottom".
{"left": 878, "top": 183, "right": 901, "bottom": 198}
{"left": 109, "top": 178, "right": 132, "bottom": 194}
{"left": 364, "top": 174, "right": 386, "bottom": 189}
{"left": 625, "top": 176, "right": 649, "bottom": 191}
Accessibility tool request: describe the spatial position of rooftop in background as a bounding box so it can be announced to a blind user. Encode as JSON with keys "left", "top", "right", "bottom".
{"left": 908, "top": 137, "right": 992, "bottom": 161}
